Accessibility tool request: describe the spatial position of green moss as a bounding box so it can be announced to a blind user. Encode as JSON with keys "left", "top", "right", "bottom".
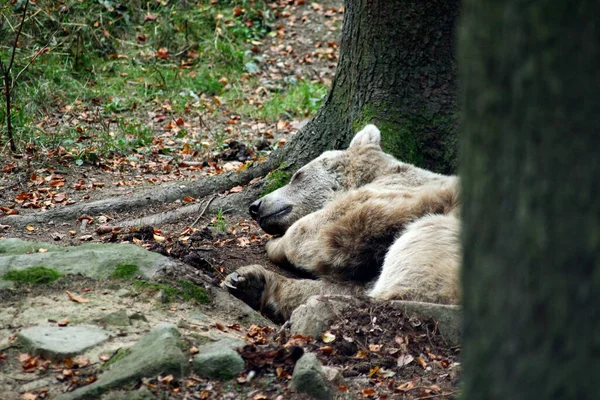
{"left": 353, "top": 106, "right": 458, "bottom": 173}
{"left": 100, "top": 348, "right": 131, "bottom": 370}
{"left": 177, "top": 280, "right": 210, "bottom": 304}
{"left": 2, "top": 267, "right": 62, "bottom": 284}
{"left": 132, "top": 280, "right": 210, "bottom": 305}
{"left": 111, "top": 264, "right": 140, "bottom": 280}
{"left": 188, "top": 333, "right": 213, "bottom": 345}
{"left": 261, "top": 164, "right": 293, "bottom": 196}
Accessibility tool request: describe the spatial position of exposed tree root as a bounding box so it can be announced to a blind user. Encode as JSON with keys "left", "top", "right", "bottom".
{"left": 3, "top": 159, "right": 274, "bottom": 228}
{"left": 116, "top": 185, "right": 262, "bottom": 229}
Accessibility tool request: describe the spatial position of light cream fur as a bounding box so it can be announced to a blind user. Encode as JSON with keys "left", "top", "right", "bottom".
{"left": 223, "top": 125, "right": 461, "bottom": 319}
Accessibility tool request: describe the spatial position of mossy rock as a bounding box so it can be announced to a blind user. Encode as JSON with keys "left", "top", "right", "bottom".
{"left": 0, "top": 239, "right": 177, "bottom": 280}
{"left": 3, "top": 266, "right": 62, "bottom": 284}
{"left": 111, "top": 264, "right": 140, "bottom": 280}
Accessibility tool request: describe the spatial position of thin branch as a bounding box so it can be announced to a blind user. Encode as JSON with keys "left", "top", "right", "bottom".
{"left": 191, "top": 196, "right": 217, "bottom": 227}
{"left": 415, "top": 391, "right": 460, "bottom": 400}
{"left": 7, "top": 0, "right": 30, "bottom": 74}
{"left": 10, "top": 44, "right": 49, "bottom": 92}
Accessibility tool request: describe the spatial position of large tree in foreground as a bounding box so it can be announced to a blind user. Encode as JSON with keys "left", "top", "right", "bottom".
{"left": 460, "top": 0, "right": 600, "bottom": 398}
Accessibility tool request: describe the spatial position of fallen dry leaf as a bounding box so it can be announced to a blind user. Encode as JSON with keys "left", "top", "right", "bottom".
{"left": 74, "top": 357, "right": 90, "bottom": 368}
{"left": 397, "top": 353, "right": 414, "bottom": 367}
{"left": 415, "top": 355, "right": 428, "bottom": 368}
{"left": 66, "top": 291, "right": 90, "bottom": 303}
{"left": 369, "top": 344, "right": 382, "bottom": 352}
{"left": 354, "top": 350, "right": 368, "bottom": 359}
{"left": 361, "top": 388, "right": 376, "bottom": 398}
{"left": 26, "top": 225, "right": 35, "bottom": 231}
{"left": 58, "top": 318, "right": 69, "bottom": 327}
{"left": 321, "top": 331, "right": 336, "bottom": 343}
{"left": 396, "top": 381, "right": 416, "bottom": 392}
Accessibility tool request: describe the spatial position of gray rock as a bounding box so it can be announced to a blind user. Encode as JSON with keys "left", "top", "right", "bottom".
{"left": 192, "top": 338, "right": 246, "bottom": 380}
{"left": 0, "top": 238, "right": 177, "bottom": 280}
{"left": 55, "top": 324, "right": 187, "bottom": 400}
{"left": 18, "top": 325, "right": 110, "bottom": 361}
{"left": 116, "top": 289, "right": 131, "bottom": 298}
{"left": 0, "top": 280, "right": 15, "bottom": 289}
{"left": 128, "top": 312, "right": 148, "bottom": 323}
{"left": 101, "top": 387, "right": 154, "bottom": 400}
{"left": 321, "top": 366, "right": 344, "bottom": 386}
{"left": 96, "top": 310, "right": 130, "bottom": 327}
{"left": 390, "top": 300, "right": 462, "bottom": 345}
{"left": 290, "top": 353, "right": 331, "bottom": 400}
{"left": 189, "top": 311, "right": 210, "bottom": 323}
{"left": 290, "top": 295, "right": 361, "bottom": 338}
{"left": 208, "top": 287, "right": 275, "bottom": 327}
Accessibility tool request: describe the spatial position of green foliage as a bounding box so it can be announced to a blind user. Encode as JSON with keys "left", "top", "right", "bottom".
{"left": 132, "top": 279, "right": 210, "bottom": 304}
{"left": 111, "top": 264, "right": 140, "bottom": 280}
{"left": 100, "top": 348, "right": 131, "bottom": 370}
{"left": 213, "top": 208, "right": 228, "bottom": 232}
{"left": 1, "top": 0, "right": 273, "bottom": 152}
{"left": 2, "top": 266, "right": 62, "bottom": 284}
{"left": 229, "top": 80, "right": 328, "bottom": 121}
{"left": 261, "top": 166, "right": 292, "bottom": 196}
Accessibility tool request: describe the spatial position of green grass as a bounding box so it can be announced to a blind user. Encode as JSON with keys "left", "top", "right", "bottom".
{"left": 133, "top": 279, "right": 210, "bottom": 304}
{"left": 257, "top": 81, "right": 328, "bottom": 119}
{"left": 0, "top": 0, "right": 273, "bottom": 154}
{"left": 2, "top": 266, "right": 62, "bottom": 284}
{"left": 213, "top": 208, "right": 228, "bottom": 232}
{"left": 225, "top": 80, "right": 328, "bottom": 121}
{"left": 111, "top": 264, "right": 140, "bottom": 280}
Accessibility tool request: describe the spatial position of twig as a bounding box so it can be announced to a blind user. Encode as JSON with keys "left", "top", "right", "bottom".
{"left": 275, "top": 320, "right": 290, "bottom": 335}
{"left": 7, "top": 0, "right": 29, "bottom": 75}
{"left": 180, "top": 161, "right": 204, "bottom": 167}
{"left": 414, "top": 391, "right": 460, "bottom": 399}
{"left": 190, "top": 196, "right": 217, "bottom": 227}
{"left": 10, "top": 42, "right": 52, "bottom": 93}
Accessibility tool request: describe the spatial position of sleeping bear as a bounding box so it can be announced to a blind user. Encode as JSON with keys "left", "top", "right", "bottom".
{"left": 222, "top": 125, "right": 461, "bottom": 320}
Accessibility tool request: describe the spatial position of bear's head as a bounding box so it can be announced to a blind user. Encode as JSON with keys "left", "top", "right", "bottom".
{"left": 249, "top": 125, "right": 397, "bottom": 235}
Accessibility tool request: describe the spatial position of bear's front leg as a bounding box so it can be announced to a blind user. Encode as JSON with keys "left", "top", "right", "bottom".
{"left": 265, "top": 237, "right": 288, "bottom": 265}
{"left": 221, "top": 264, "right": 325, "bottom": 320}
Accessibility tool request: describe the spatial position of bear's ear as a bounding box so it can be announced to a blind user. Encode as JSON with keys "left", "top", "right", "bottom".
{"left": 349, "top": 125, "right": 381, "bottom": 148}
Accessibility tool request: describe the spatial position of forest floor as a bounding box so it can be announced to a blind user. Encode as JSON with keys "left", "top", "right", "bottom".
{"left": 1, "top": 1, "right": 461, "bottom": 399}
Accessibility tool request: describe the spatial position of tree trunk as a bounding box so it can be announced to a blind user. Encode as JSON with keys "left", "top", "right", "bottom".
{"left": 281, "top": 0, "right": 459, "bottom": 174}
{"left": 460, "top": 1, "right": 600, "bottom": 398}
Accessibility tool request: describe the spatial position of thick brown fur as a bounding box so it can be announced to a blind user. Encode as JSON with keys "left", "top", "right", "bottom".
{"left": 223, "top": 125, "right": 461, "bottom": 320}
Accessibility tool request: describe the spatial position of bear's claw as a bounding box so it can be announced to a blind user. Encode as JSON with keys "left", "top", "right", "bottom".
{"left": 221, "top": 265, "right": 269, "bottom": 311}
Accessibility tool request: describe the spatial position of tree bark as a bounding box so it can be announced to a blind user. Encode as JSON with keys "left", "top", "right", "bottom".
{"left": 282, "top": 0, "right": 459, "bottom": 173}
{"left": 460, "top": 1, "right": 600, "bottom": 398}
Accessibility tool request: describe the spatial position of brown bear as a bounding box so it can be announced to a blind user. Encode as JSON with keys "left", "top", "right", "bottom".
{"left": 222, "top": 125, "right": 461, "bottom": 320}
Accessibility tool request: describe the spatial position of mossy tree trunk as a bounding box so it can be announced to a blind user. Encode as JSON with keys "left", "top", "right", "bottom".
{"left": 460, "top": 1, "right": 600, "bottom": 398}
{"left": 281, "top": 0, "right": 460, "bottom": 174}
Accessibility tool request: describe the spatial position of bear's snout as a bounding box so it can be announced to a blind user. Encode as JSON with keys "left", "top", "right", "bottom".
{"left": 249, "top": 199, "right": 262, "bottom": 220}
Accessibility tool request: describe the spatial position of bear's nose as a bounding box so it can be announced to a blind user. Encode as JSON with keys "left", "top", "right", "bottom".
{"left": 249, "top": 199, "right": 262, "bottom": 220}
